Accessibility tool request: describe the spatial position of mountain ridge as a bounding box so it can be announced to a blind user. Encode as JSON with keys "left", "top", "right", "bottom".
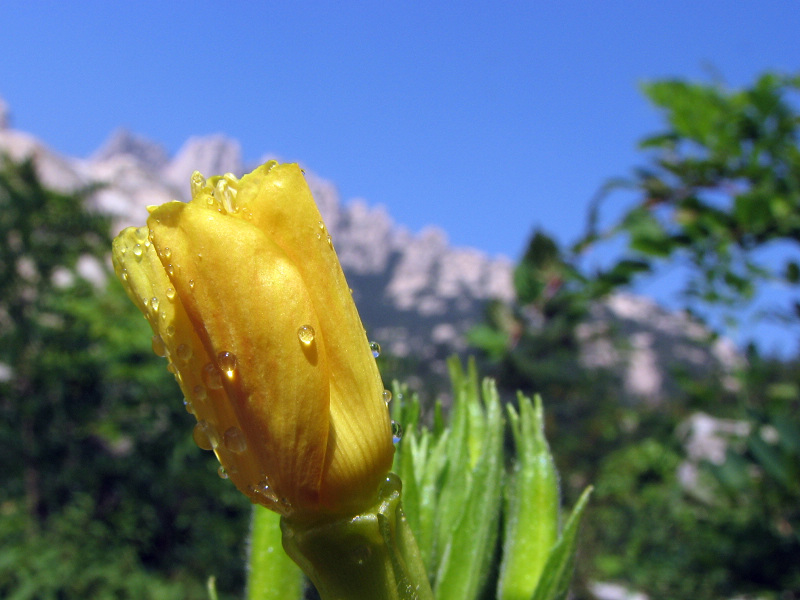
{"left": 0, "top": 102, "right": 739, "bottom": 401}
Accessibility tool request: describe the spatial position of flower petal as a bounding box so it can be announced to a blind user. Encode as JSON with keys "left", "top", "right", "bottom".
{"left": 145, "top": 199, "right": 331, "bottom": 514}
{"left": 233, "top": 163, "right": 394, "bottom": 513}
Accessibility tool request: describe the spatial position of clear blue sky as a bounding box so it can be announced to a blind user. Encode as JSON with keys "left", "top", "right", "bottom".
{"left": 2, "top": 1, "right": 799, "bottom": 353}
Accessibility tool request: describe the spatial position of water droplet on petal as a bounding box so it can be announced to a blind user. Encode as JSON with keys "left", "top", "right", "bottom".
{"left": 370, "top": 341, "right": 381, "bottom": 358}
{"left": 165, "top": 287, "right": 176, "bottom": 300}
{"left": 391, "top": 420, "right": 403, "bottom": 444}
{"left": 183, "top": 397, "right": 194, "bottom": 414}
{"left": 383, "top": 389, "right": 392, "bottom": 404}
{"left": 218, "top": 465, "right": 228, "bottom": 479}
{"left": 176, "top": 343, "right": 192, "bottom": 362}
{"left": 297, "top": 325, "right": 315, "bottom": 345}
{"left": 326, "top": 234, "right": 332, "bottom": 248}
{"left": 249, "top": 478, "right": 279, "bottom": 504}
{"left": 163, "top": 247, "right": 172, "bottom": 259}
{"left": 215, "top": 178, "right": 238, "bottom": 213}
{"left": 188, "top": 279, "right": 195, "bottom": 290}
{"left": 166, "top": 264, "right": 174, "bottom": 276}
{"left": 193, "top": 420, "right": 216, "bottom": 450}
{"left": 223, "top": 426, "right": 247, "bottom": 453}
{"left": 218, "top": 351, "right": 237, "bottom": 377}
{"left": 150, "top": 297, "right": 160, "bottom": 312}
{"left": 192, "top": 384, "right": 207, "bottom": 401}
{"left": 202, "top": 363, "right": 223, "bottom": 390}
{"left": 151, "top": 334, "right": 166, "bottom": 357}
{"left": 132, "top": 244, "right": 143, "bottom": 257}
{"left": 190, "top": 171, "right": 206, "bottom": 198}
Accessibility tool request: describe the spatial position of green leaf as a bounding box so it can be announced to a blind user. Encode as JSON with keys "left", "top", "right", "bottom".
{"left": 785, "top": 260, "right": 800, "bottom": 283}
{"left": 531, "top": 486, "right": 593, "bottom": 600}
{"left": 434, "top": 366, "right": 505, "bottom": 600}
{"left": 497, "top": 395, "right": 560, "bottom": 600}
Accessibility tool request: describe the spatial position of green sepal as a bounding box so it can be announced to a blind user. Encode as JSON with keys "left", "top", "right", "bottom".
{"left": 498, "top": 394, "right": 560, "bottom": 600}
{"left": 531, "top": 486, "right": 593, "bottom": 600}
{"left": 433, "top": 365, "right": 505, "bottom": 600}
{"left": 280, "top": 473, "right": 434, "bottom": 600}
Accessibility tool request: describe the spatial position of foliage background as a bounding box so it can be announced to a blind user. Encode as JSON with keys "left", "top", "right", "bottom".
{"left": 2, "top": 71, "right": 799, "bottom": 599}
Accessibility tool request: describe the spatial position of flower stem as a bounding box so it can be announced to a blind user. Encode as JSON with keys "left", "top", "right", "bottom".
{"left": 281, "top": 473, "right": 434, "bottom": 600}
{"left": 247, "top": 505, "right": 304, "bottom": 600}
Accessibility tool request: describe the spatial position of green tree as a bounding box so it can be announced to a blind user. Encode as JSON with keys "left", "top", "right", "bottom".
{"left": 0, "top": 156, "right": 251, "bottom": 598}
{"left": 470, "top": 72, "right": 800, "bottom": 599}
{"left": 579, "top": 72, "right": 800, "bottom": 331}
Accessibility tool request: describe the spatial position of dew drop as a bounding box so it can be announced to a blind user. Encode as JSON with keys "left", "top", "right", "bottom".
{"left": 391, "top": 420, "right": 403, "bottom": 444}
{"left": 218, "top": 466, "right": 228, "bottom": 479}
{"left": 183, "top": 397, "right": 195, "bottom": 414}
{"left": 151, "top": 334, "right": 166, "bottom": 357}
{"left": 326, "top": 234, "right": 333, "bottom": 248}
{"left": 218, "top": 351, "right": 237, "bottom": 378}
{"left": 176, "top": 343, "right": 192, "bottom": 362}
{"left": 216, "top": 178, "right": 238, "bottom": 214}
{"left": 352, "top": 545, "right": 372, "bottom": 566}
{"left": 297, "top": 325, "right": 315, "bottom": 345}
{"left": 188, "top": 279, "right": 195, "bottom": 290}
{"left": 121, "top": 269, "right": 129, "bottom": 281}
{"left": 132, "top": 244, "right": 143, "bottom": 257}
{"left": 150, "top": 297, "right": 160, "bottom": 312}
{"left": 166, "top": 264, "right": 174, "bottom": 276}
{"left": 192, "top": 384, "right": 207, "bottom": 401}
{"left": 249, "top": 478, "right": 279, "bottom": 504}
{"left": 370, "top": 341, "right": 381, "bottom": 358}
{"left": 135, "top": 227, "right": 149, "bottom": 241}
{"left": 202, "top": 363, "right": 223, "bottom": 390}
{"left": 166, "top": 362, "right": 177, "bottom": 374}
{"left": 383, "top": 389, "right": 393, "bottom": 404}
{"left": 165, "top": 287, "right": 176, "bottom": 300}
{"left": 318, "top": 220, "right": 325, "bottom": 231}
{"left": 165, "top": 325, "right": 176, "bottom": 337}
{"left": 163, "top": 247, "right": 172, "bottom": 259}
{"left": 193, "top": 420, "right": 216, "bottom": 450}
{"left": 223, "top": 426, "right": 247, "bottom": 453}
{"left": 190, "top": 171, "right": 206, "bottom": 198}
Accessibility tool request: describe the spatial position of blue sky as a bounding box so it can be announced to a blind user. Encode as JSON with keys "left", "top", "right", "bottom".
{"left": 2, "top": 1, "right": 799, "bottom": 353}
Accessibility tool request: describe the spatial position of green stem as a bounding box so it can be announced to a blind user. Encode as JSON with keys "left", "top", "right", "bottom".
{"left": 247, "top": 504, "right": 304, "bottom": 600}
{"left": 281, "top": 473, "right": 434, "bottom": 600}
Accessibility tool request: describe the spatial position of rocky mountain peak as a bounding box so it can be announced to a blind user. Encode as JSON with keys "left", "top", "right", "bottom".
{"left": 162, "top": 135, "right": 242, "bottom": 197}
{"left": 92, "top": 128, "right": 170, "bottom": 172}
{"left": 0, "top": 96, "right": 10, "bottom": 130}
{"left": 0, "top": 97, "right": 740, "bottom": 401}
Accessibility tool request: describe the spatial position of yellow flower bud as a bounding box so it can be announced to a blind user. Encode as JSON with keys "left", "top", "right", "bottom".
{"left": 112, "top": 161, "right": 394, "bottom": 521}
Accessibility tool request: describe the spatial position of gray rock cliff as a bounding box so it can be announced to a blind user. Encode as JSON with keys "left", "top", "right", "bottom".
{"left": 0, "top": 99, "right": 739, "bottom": 401}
